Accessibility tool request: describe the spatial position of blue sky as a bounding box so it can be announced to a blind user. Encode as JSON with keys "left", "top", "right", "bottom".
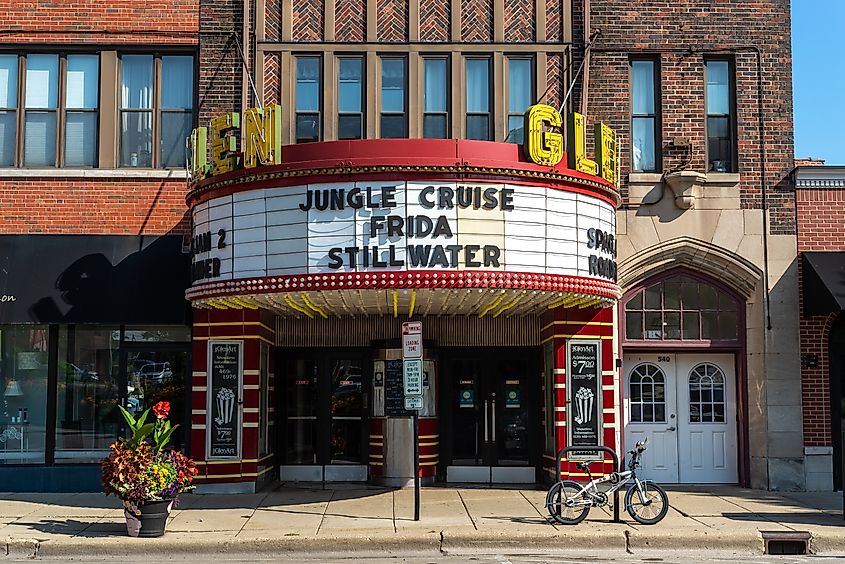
{"left": 792, "top": 1, "right": 845, "bottom": 164}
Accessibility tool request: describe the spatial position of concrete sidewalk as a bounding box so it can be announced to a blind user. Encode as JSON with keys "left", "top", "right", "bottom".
{"left": 1, "top": 485, "right": 843, "bottom": 558}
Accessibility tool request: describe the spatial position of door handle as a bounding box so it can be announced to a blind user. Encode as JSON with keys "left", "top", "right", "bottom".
{"left": 666, "top": 426, "right": 676, "bottom": 432}
{"left": 483, "top": 400, "right": 489, "bottom": 442}
{"left": 491, "top": 400, "right": 496, "bottom": 442}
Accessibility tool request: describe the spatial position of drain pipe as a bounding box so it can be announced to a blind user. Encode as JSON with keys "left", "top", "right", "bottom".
{"left": 580, "top": 0, "right": 591, "bottom": 116}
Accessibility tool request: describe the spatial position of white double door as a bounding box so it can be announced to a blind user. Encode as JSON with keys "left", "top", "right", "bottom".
{"left": 623, "top": 353, "right": 738, "bottom": 484}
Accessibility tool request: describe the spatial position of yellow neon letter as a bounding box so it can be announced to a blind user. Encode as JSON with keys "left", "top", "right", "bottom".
{"left": 567, "top": 112, "right": 598, "bottom": 176}
{"left": 595, "top": 122, "right": 618, "bottom": 187}
{"left": 187, "top": 126, "right": 208, "bottom": 181}
{"left": 524, "top": 104, "right": 563, "bottom": 166}
{"left": 243, "top": 104, "right": 282, "bottom": 169}
{"left": 210, "top": 112, "right": 240, "bottom": 175}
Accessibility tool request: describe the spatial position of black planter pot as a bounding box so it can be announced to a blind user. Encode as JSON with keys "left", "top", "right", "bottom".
{"left": 136, "top": 499, "right": 172, "bottom": 537}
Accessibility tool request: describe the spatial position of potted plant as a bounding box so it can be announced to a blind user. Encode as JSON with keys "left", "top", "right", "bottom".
{"left": 101, "top": 401, "right": 198, "bottom": 537}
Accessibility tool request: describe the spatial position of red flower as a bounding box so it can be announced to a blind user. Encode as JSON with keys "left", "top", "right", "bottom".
{"left": 152, "top": 401, "right": 171, "bottom": 419}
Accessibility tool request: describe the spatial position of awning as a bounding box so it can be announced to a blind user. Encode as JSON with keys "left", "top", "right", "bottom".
{"left": 0, "top": 235, "right": 191, "bottom": 324}
{"left": 802, "top": 252, "right": 845, "bottom": 316}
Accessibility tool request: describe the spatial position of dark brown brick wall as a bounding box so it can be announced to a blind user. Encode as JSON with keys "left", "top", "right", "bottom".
{"left": 504, "top": 0, "right": 534, "bottom": 42}
{"left": 264, "top": 52, "right": 281, "bottom": 106}
{"left": 461, "top": 0, "right": 493, "bottom": 42}
{"left": 584, "top": 0, "right": 795, "bottom": 232}
{"left": 545, "top": 53, "right": 564, "bottom": 109}
{"left": 199, "top": 0, "right": 242, "bottom": 123}
{"left": 335, "top": 0, "right": 366, "bottom": 42}
{"left": 292, "top": 0, "right": 323, "bottom": 42}
{"left": 797, "top": 187, "right": 845, "bottom": 446}
{"left": 378, "top": 0, "right": 408, "bottom": 42}
{"left": 420, "top": 0, "right": 450, "bottom": 42}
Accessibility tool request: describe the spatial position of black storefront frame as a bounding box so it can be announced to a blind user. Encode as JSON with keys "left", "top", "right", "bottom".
{"left": 0, "top": 323, "right": 191, "bottom": 491}
{"left": 277, "top": 347, "right": 372, "bottom": 469}
{"left": 437, "top": 346, "right": 542, "bottom": 481}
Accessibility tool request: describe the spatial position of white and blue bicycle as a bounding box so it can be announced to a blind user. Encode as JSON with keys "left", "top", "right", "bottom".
{"left": 546, "top": 439, "right": 669, "bottom": 525}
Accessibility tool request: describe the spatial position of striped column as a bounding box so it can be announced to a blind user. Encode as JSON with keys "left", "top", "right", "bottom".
{"left": 191, "top": 306, "right": 276, "bottom": 492}
{"left": 541, "top": 306, "right": 619, "bottom": 482}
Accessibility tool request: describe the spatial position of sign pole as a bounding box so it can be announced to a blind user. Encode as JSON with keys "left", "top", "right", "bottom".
{"left": 413, "top": 410, "right": 420, "bottom": 521}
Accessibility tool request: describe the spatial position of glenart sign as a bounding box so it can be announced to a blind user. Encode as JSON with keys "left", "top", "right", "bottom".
{"left": 523, "top": 104, "right": 618, "bottom": 187}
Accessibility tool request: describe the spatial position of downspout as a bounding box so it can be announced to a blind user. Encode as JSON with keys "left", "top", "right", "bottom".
{"left": 242, "top": 0, "right": 251, "bottom": 111}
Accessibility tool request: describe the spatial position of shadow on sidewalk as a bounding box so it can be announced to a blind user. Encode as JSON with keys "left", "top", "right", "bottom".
{"left": 721, "top": 512, "right": 845, "bottom": 527}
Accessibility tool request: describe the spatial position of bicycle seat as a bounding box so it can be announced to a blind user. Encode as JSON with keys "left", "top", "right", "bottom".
{"left": 576, "top": 460, "right": 596, "bottom": 470}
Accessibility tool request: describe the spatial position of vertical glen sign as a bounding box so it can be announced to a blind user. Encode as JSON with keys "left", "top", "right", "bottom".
{"left": 566, "top": 339, "right": 603, "bottom": 460}
{"left": 207, "top": 340, "right": 243, "bottom": 459}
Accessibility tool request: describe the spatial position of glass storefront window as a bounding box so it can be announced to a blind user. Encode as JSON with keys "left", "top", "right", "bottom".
{"left": 285, "top": 359, "right": 318, "bottom": 464}
{"left": 123, "top": 326, "right": 191, "bottom": 343}
{"left": 330, "top": 359, "right": 363, "bottom": 464}
{"left": 126, "top": 350, "right": 189, "bottom": 451}
{"left": 55, "top": 326, "right": 121, "bottom": 462}
{"left": 0, "top": 326, "right": 49, "bottom": 464}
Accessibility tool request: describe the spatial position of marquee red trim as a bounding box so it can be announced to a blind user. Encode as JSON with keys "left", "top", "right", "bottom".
{"left": 186, "top": 139, "right": 620, "bottom": 208}
{"left": 186, "top": 270, "right": 621, "bottom": 301}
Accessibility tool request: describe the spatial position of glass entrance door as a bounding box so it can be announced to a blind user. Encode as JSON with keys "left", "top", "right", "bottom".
{"left": 444, "top": 351, "right": 537, "bottom": 483}
{"left": 280, "top": 349, "right": 369, "bottom": 481}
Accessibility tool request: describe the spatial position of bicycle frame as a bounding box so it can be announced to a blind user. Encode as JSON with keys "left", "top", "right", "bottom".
{"left": 557, "top": 448, "right": 652, "bottom": 509}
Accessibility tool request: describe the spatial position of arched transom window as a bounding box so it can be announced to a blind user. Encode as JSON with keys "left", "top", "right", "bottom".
{"left": 629, "top": 363, "right": 666, "bottom": 422}
{"left": 688, "top": 363, "right": 726, "bottom": 423}
{"left": 624, "top": 274, "right": 738, "bottom": 341}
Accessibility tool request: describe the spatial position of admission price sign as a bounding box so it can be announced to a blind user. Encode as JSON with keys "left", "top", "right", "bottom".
{"left": 207, "top": 340, "right": 243, "bottom": 459}
{"left": 566, "top": 340, "right": 603, "bottom": 461}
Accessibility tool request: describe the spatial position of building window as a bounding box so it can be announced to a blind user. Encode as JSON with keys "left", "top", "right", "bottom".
{"left": 0, "top": 326, "right": 49, "bottom": 464}
{"left": 0, "top": 53, "right": 100, "bottom": 168}
{"left": 688, "top": 363, "right": 726, "bottom": 423}
{"left": 120, "top": 54, "right": 194, "bottom": 168}
{"left": 706, "top": 59, "right": 734, "bottom": 172}
{"left": 338, "top": 56, "right": 363, "bottom": 140}
{"left": 630, "top": 58, "right": 659, "bottom": 172}
{"left": 465, "top": 58, "right": 491, "bottom": 141}
{"left": 380, "top": 57, "right": 407, "bottom": 138}
{"left": 629, "top": 364, "right": 666, "bottom": 423}
{"left": 423, "top": 57, "right": 448, "bottom": 139}
{"left": 506, "top": 57, "right": 532, "bottom": 144}
{"left": 624, "top": 274, "right": 738, "bottom": 342}
{"left": 295, "top": 56, "right": 322, "bottom": 143}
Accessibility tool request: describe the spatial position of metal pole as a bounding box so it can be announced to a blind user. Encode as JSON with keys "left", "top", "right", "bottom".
{"left": 413, "top": 411, "right": 420, "bottom": 521}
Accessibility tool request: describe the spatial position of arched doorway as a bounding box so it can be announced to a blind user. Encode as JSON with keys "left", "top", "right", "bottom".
{"left": 830, "top": 315, "right": 845, "bottom": 490}
{"left": 620, "top": 269, "right": 744, "bottom": 484}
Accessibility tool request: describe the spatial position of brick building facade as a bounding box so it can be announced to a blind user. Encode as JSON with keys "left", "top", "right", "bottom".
{"left": 795, "top": 165, "right": 845, "bottom": 491}
{"left": 0, "top": 0, "right": 810, "bottom": 492}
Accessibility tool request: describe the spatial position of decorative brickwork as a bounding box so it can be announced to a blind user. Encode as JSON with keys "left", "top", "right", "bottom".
{"left": 378, "top": 0, "right": 408, "bottom": 42}
{"left": 264, "top": 53, "right": 281, "bottom": 105}
{"left": 0, "top": 178, "right": 189, "bottom": 235}
{"left": 545, "top": 0, "right": 563, "bottom": 42}
{"left": 797, "top": 187, "right": 845, "bottom": 447}
{"left": 292, "top": 0, "right": 323, "bottom": 42}
{"left": 586, "top": 0, "right": 795, "bottom": 232}
{"left": 461, "top": 0, "right": 493, "bottom": 42}
{"left": 419, "top": 0, "right": 450, "bottom": 41}
{"left": 504, "top": 0, "right": 534, "bottom": 42}
{"left": 544, "top": 53, "right": 564, "bottom": 109}
{"left": 264, "top": 0, "right": 280, "bottom": 41}
{"left": 0, "top": 0, "right": 198, "bottom": 44}
{"left": 335, "top": 0, "right": 366, "bottom": 42}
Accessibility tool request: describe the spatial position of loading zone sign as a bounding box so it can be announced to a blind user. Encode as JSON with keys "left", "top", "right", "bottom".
{"left": 403, "top": 359, "right": 423, "bottom": 396}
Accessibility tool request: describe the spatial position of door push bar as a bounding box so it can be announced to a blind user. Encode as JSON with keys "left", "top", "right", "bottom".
{"left": 555, "top": 445, "right": 622, "bottom": 523}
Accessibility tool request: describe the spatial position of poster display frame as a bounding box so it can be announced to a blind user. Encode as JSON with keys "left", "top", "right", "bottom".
{"left": 206, "top": 339, "right": 244, "bottom": 460}
{"left": 565, "top": 339, "right": 603, "bottom": 461}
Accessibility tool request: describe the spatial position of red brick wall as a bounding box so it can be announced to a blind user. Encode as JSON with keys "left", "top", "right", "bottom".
{"left": 461, "top": 0, "right": 493, "bottom": 42}
{"left": 586, "top": 0, "right": 795, "bottom": 231}
{"left": 377, "top": 0, "right": 408, "bottom": 42}
{"left": 545, "top": 0, "right": 563, "bottom": 42}
{"left": 0, "top": 0, "right": 198, "bottom": 44}
{"left": 797, "top": 187, "right": 845, "bottom": 446}
{"left": 504, "top": 0, "right": 534, "bottom": 42}
{"left": 0, "top": 178, "right": 190, "bottom": 236}
{"left": 335, "top": 0, "right": 366, "bottom": 42}
{"left": 420, "top": 0, "right": 450, "bottom": 42}
{"left": 292, "top": 0, "right": 323, "bottom": 41}
{"left": 545, "top": 53, "right": 564, "bottom": 109}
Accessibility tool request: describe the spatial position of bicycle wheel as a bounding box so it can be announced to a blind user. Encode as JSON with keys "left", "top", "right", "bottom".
{"left": 547, "top": 480, "right": 591, "bottom": 525}
{"left": 625, "top": 480, "right": 669, "bottom": 525}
